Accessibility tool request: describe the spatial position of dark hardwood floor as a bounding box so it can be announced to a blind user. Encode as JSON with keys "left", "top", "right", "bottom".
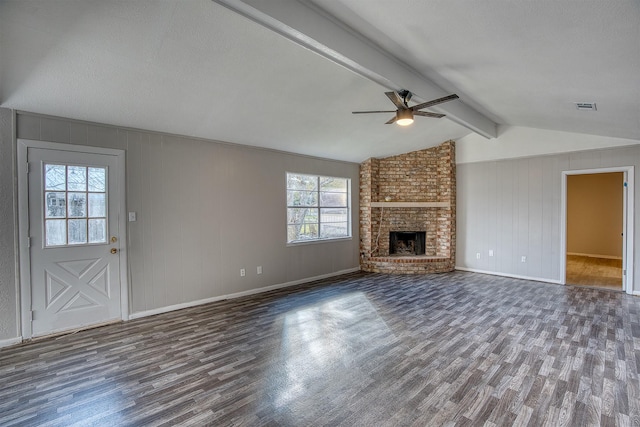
{"left": 1, "top": 271, "right": 639, "bottom": 426}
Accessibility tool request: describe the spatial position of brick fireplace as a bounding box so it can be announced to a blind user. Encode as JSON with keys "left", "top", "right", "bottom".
{"left": 359, "top": 141, "right": 456, "bottom": 274}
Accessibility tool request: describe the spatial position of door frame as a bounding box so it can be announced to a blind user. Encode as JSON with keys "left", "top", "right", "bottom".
{"left": 560, "top": 166, "right": 634, "bottom": 294}
{"left": 17, "top": 139, "right": 129, "bottom": 340}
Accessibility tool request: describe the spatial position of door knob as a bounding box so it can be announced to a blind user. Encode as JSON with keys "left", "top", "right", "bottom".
{"left": 110, "top": 248, "right": 118, "bottom": 254}
{"left": 111, "top": 236, "right": 117, "bottom": 243}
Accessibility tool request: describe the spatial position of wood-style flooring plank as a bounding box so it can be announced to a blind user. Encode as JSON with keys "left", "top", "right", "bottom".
{"left": 0, "top": 271, "right": 639, "bottom": 426}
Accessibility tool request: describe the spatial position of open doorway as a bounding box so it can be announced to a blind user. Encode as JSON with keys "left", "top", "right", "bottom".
{"left": 566, "top": 172, "right": 624, "bottom": 290}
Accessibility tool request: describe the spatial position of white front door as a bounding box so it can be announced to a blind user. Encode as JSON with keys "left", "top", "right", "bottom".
{"left": 26, "top": 146, "right": 124, "bottom": 337}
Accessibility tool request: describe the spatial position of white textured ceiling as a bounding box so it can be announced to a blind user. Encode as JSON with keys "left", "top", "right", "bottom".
{"left": 1, "top": 0, "right": 639, "bottom": 163}
{"left": 310, "top": 0, "right": 640, "bottom": 140}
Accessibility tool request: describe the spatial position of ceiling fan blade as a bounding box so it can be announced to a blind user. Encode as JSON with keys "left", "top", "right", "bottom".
{"left": 414, "top": 111, "right": 446, "bottom": 119}
{"left": 352, "top": 110, "right": 397, "bottom": 114}
{"left": 410, "top": 94, "right": 459, "bottom": 111}
{"left": 385, "top": 116, "right": 398, "bottom": 124}
{"left": 385, "top": 91, "right": 405, "bottom": 109}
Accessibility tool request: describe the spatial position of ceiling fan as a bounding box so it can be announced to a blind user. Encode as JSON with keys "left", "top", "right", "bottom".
{"left": 352, "top": 91, "right": 459, "bottom": 126}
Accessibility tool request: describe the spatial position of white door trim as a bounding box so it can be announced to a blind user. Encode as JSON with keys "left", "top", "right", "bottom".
{"left": 17, "top": 139, "right": 129, "bottom": 340}
{"left": 560, "top": 166, "right": 634, "bottom": 294}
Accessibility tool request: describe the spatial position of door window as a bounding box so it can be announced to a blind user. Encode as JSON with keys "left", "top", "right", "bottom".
{"left": 43, "top": 163, "right": 108, "bottom": 247}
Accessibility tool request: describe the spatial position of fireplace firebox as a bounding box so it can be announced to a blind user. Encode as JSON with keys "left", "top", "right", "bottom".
{"left": 389, "top": 231, "right": 426, "bottom": 256}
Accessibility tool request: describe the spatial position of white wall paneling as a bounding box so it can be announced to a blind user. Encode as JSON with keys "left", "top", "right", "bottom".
{"left": 457, "top": 146, "right": 638, "bottom": 294}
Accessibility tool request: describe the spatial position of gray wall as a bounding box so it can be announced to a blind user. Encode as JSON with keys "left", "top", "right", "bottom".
{"left": 0, "top": 109, "right": 360, "bottom": 340}
{"left": 457, "top": 145, "right": 639, "bottom": 293}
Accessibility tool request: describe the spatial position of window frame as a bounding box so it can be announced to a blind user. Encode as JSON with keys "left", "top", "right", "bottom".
{"left": 286, "top": 172, "right": 352, "bottom": 244}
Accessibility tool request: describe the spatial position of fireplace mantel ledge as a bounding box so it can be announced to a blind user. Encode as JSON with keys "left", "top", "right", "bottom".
{"left": 369, "top": 201, "right": 450, "bottom": 208}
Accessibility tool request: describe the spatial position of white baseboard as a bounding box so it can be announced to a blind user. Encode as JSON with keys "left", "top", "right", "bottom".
{"left": 567, "top": 252, "right": 622, "bottom": 260}
{"left": 455, "top": 267, "right": 563, "bottom": 285}
{"left": 0, "top": 336, "right": 23, "bottom": 349}
{"left": 129, "top": 267, "right": 361, "bottom": 320}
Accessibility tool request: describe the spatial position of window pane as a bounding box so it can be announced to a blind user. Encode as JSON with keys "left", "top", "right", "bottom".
{"left": 45, "top": 192, "right": 66, "bottom": 218}
{"left": 286, "top": 173, "right": 350, "bottom": 243}
{"left": 320, "top": 177, "right": 347, "bottom": 192}
{"left": 67, "top": 166, "right": 87, "bottom": 191}
{"left": 68, "top": 219, "right": 87, "bottom": 244}
{"left": 45, "top": 164, "right": 66, "bottom": 191}
{"left": 88, "top": 193, "right": 106, "bottom": 217}
{"left": 320, "top": 191, "right": 347, "bottom": 207}
{"left": 287, "top": 173, "right": 318, "bottom": 191}
{"left": 288, "top": 208, "right": 318, "bottom": 225}
{"left": 46, "top": 220, "right": 66, "bottom": 246}
{"left": 88, "top": 219, "right": 107, "bottom": 243}
{"left": 288, "top": 223, "right": 318, "bottom": 241}
{"left": 88, "top": 167, "right": 106, "bottom": 192}
{"left": 320, "top": 208, "right": 348, "bottom": 223}
{"left": 320, "top": 223, "right": 348, "bottom": 238}
{"left": 68, "top": 193, "right": 87, "bottom": 218}
{"left": 287, "top": 190, "right": 318, "bottom": 207}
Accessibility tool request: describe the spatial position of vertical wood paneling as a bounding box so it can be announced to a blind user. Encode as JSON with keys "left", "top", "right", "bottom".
{"left": 69, "top": 122, "right": 89, "bottom": 146}
{"left": 147, "top": 134, "right": 168, "bottom": 309}
{"left": 16, "top": 114, "right": 40, "bottom": 140}
{"left": 455, "top": 165, "right": 468, "bottom": 265}
{"left": 40, "top": 117, "right": 70, "bottom": 143}
{"left": 197, "top": 141, "right": 222, "bottom": 300}
{"left": 541, "top": 156, "right": 559, "bottom": 280}
{"left": 569, "top": 151, "right": 599, "bottom": 170}
{"left": 478, "top": 163, "right": 490, "bottom": 270}
{"left": 487, "top": 162, "right": 498, "bottom": 272}
{"left": 497, "top": 161, "right": 515, "bottom": 274}
{"left": 457, "top": 146, "right": 640, "bottom": 293}
{"left": 3, "top": 111, "right": 354, "bottom": 338}
{"left": 516, "top": 159, "right": 529, "bottom": 276}
{"left": 0, "top": 109, "right": 17, "bottom": 339}
{"left": 126, "top": 131, "right": 145, "bottom": 312}
{"left": 527, "top": 158, "right": 543, "bottom": 279}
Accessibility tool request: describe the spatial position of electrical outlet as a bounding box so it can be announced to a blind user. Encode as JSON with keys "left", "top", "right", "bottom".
{"left": 476, "top": 252, "right": 481, "bottom": 260}
{"left": 257, "top": 266, "right": 262, "bottom": 275}
{"left": 240, "top": 268, "right": 246, "bottom": 277}
{"left": 489, "top": 250, "right": 494, "bottom": 257}
{"left": 521, "top": 256, "right": 526, "bottom": 263}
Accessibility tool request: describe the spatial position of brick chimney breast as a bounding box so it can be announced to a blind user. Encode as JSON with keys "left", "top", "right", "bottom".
{"left": 359, "top": 141, "right": 456, "bottom": 274}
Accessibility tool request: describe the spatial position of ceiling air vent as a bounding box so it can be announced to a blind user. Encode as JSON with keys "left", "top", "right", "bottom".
{"left": 575, "top": 102, "right": 597, "bottom": 111}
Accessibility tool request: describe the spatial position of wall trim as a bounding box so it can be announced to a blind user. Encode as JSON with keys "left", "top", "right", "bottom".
{"left": 129, "top": 267, "right": 361, "bottom": 320}
{"left": 566, "top": 252, "right": 623, "bottom": 260}
{"left": 455, "top": 267, "right": 563, "bottom": 285}
{"left": 0, "top": 336, "right": 23, "bottom": 349}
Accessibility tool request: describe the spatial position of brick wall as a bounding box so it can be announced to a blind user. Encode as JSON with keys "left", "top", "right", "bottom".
{"left": 359, "top": 141, "right": 456, "bottom": 274}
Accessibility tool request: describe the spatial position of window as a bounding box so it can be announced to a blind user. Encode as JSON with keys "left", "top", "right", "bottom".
{"left": 286, "top": 173, "right": 351, "bottom": 243}
{"left": 43, "top": 163, "right": 108, "bottom": 247}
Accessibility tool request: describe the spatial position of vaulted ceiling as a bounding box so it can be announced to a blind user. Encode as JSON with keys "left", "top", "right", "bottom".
{"left": 1, "top": 0, "right": 638, "bottom": 162}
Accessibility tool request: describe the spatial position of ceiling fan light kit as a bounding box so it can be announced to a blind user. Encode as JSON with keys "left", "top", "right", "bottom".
{"left": 396, "top": 109, "right": 414, "bottom": 126}
{"left": 353, "top": 91, "right": 459, "bottom": 126}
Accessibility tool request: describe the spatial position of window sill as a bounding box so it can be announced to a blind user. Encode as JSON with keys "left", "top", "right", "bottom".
{"left": 286, "top": 236, "right": 352, "bottom": 247}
